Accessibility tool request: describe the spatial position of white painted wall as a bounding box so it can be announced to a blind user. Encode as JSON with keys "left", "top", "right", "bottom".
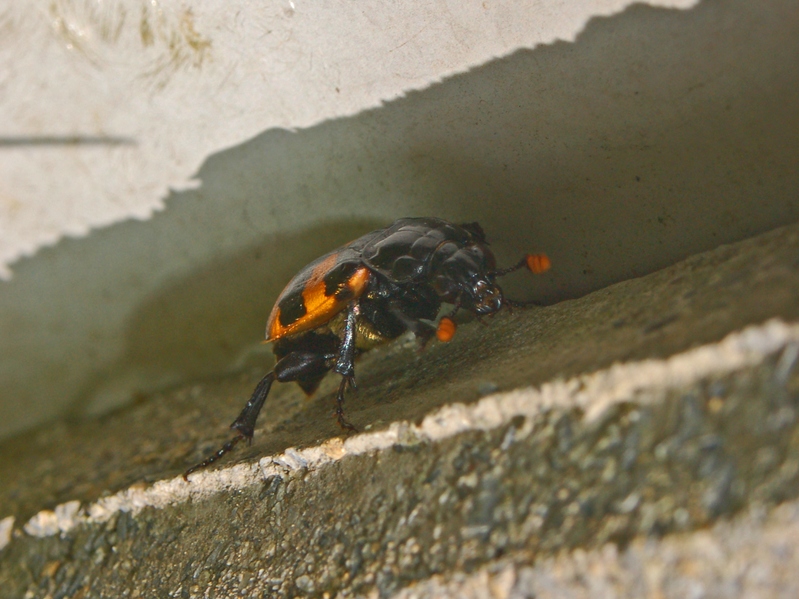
{"left": 1, "top": 0, "right": 797, "bottom": 439}
{"left": 1, "top": 0, "right": 698, "bottom": 277}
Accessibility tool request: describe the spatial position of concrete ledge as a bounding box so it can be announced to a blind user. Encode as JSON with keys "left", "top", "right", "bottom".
{"left": 394, "top": 499, "right": 799, "bottom": 599}
{"left": 1, "top": 222, "right": 798, "bottom": 597}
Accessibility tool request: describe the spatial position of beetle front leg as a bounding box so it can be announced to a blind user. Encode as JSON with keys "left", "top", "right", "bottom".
{"left": 332, "top": 302, "right": 359, "bottom": 432}
{"left": 383, "top": 298, "right": 440, "bottom": 350}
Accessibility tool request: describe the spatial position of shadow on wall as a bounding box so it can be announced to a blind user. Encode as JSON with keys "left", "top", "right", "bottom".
{"left": 172, "top": 0, "right": 798, "bottom": 301}
{"left": 1, "top": 0, "right": 798, "bottom": 434}
{"left": 64, "top": 219, "right": 385, "bottom": 418}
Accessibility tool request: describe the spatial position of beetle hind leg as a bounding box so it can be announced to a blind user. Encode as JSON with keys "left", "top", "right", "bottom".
{"left": 231, "top": 347, "right": 333, "bottom": 440}
{"left": 183, "top": 371, "right": 276, "bottom": 480}
{"left": 230, "top": 371, "right": 278, "bottom": 440}
{"left": 183, "top": 435, "right": 246, "bottom": 480}
{"left": 184, "top": 348, "right": 335, "bottom": 480}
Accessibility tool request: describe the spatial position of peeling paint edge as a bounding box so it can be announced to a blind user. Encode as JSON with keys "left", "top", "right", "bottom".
{"left": 14, "top": 318, "right": 799, "bottom": 542}
{"left": 0, "top": 516, "right": 14, "bottom": 551}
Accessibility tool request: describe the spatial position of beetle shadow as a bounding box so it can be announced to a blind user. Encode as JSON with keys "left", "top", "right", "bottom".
{"left": 66, "top": 218, "right": 385, "bottom": 419}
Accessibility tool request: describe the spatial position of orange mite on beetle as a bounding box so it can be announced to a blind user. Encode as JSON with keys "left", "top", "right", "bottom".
{"left": 184, "top": 217, "right": 550, "bottom": 479}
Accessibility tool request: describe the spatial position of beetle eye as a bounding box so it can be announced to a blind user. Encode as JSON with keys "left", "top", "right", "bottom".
{"left": 471, "top": 279, "right": 503, "bottom": 315}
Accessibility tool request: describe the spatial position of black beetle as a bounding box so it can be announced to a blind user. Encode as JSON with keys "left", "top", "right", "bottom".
{"left": 184, "top": 217, "right": 550, "bottom": 478}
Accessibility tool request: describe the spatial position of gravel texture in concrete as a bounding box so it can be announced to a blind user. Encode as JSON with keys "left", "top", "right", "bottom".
{"left": 393, "top": 499, "right": 799, "bottom": 599}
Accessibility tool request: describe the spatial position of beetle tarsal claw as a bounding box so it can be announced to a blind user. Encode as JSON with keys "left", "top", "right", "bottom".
{"left": 183, "top": 434, "right": 246, "bottom": 481}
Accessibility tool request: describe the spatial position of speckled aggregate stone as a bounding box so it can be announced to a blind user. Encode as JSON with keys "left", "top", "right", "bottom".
{"left": 1, "top": 222, "right": 799, "bottom": 598}
{"left": 394, "top": 500, "right": 799, "bottom": 599}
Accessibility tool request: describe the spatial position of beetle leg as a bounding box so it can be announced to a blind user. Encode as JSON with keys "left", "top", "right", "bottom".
{"left": 334, "top": 303, "right": 358, "bottom": 376}
{"left": 183, "top": 435, "right": 246, "bottom": 481}
{"left": 184, "top": 349, "right": 335, "bottom": 480}
{"left": 335, "top": 375, "right": 358, "bottom": 432}
{"left": 230, "top": 372, "right": 277, "bottom": 440}
{"left": 230, "top": 349, "right": 334, "bottom": 440}
{"left": 183, "top": 371, "right": 276, "bottom": 479}
{"left": 332, "top": 303, "right": 360, "bottom": 432}
{"left": 384, "top": 300, "right": 438, "bottom": 349}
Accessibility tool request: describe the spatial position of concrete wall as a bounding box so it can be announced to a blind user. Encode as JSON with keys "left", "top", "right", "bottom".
{"left": 1, "top": 0, "right": 797, "bottom": 439}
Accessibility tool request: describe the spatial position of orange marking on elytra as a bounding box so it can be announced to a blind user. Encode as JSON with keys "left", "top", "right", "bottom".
{"left": 267, "top": 261, "right": 371, "bottom": 341}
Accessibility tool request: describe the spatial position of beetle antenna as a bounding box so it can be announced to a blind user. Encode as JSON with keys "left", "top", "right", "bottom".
{"left": 490, "top": 253, "right": 551, "bottom": 278}
{"left": 495, "top": 254, "right": 550, "bottom": 309}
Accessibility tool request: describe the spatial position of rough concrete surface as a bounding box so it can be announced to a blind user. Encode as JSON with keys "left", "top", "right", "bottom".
{"left": 1, "top": 221, "right": 798, "bottom": 597}
{"left": 393, "top": 499, "right": 799, "bottom": 599}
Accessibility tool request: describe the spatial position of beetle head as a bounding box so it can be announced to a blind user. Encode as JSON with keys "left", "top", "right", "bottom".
{"left": 431, "top": 243, "right": 503, "bottom": 315}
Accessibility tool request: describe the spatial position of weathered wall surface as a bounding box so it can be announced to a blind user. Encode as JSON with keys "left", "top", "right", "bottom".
{"left": 1, "top": 0, "right": 700, "bottom": 274}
